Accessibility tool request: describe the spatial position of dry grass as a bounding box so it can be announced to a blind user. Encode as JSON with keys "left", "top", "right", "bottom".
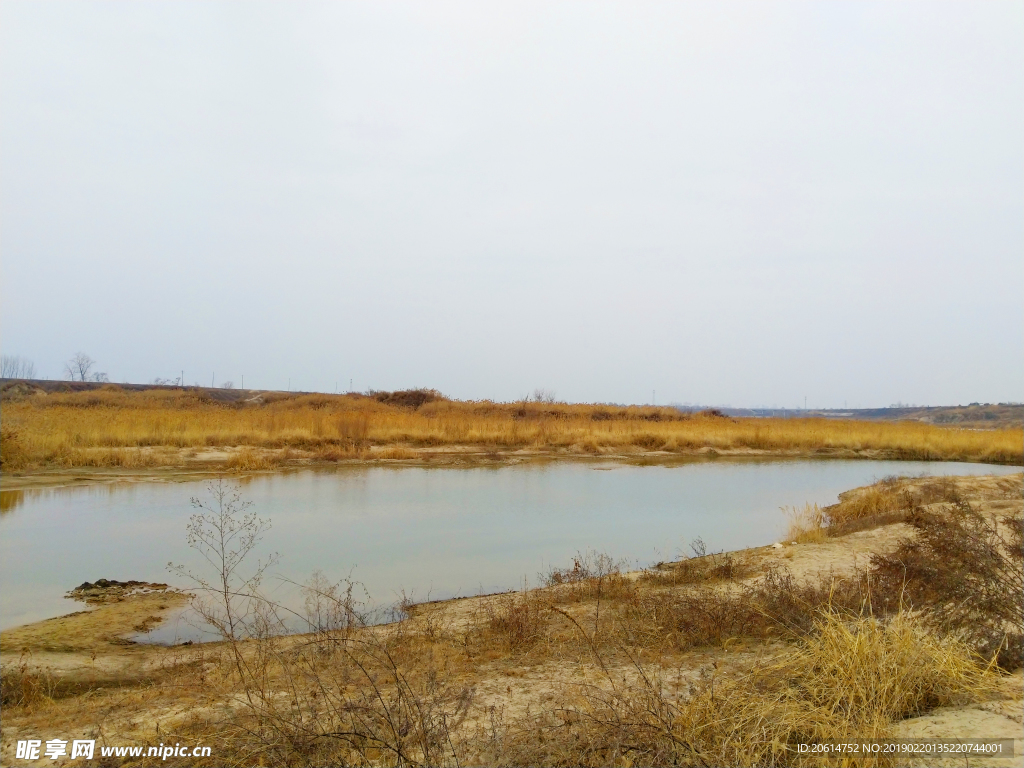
{"left": 484, "top": 592, "right": 550, "bottom": 651}
{"left": 485, "top": 611, "right": 994, "bottom": 768}
{"left": 785, "top": 503, "right": 829, "bottom": 543}
{"left": 784, "top": 612, "right": 995, "bottom": 731}
{"left": 2, "top": 385, "right": 1021, "bottom": 471}
{"left": 0, "top": 656, "right": 63, "bottom": 710}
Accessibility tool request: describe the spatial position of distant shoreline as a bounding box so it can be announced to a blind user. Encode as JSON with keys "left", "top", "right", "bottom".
{"left": 3, "top": 384, "right": 1021, "bottom": 485}
{"left": 3, "top": 447, "right": 1022, "bottom": 493}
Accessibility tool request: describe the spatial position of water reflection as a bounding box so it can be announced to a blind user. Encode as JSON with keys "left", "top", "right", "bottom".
{"left": 1, "top": 482, "right": 141, "bottom": 516}
{"left": 0, "top": 490, "right": 25, "bottom": 514}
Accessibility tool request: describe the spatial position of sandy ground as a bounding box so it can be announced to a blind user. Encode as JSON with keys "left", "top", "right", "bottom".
{"left": 1, "top": 472, "right": 1021, "bottom": 766}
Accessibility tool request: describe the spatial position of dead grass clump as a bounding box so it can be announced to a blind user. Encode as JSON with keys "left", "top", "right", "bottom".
{"left": 621, "top": 587, "right": 767, "bottom": 650}
{"left": 485, "top": 593, "right": 548, "bottom": 651}
{"left": 785, "top": 503, "right": 828, "bottom": 543}
{"left": 826, "top": 478, "right": 919, "bottom": 535}
{"left": 313, "top": 444, "right": 346, "bottom": 462}
{"left": 630, "top": 433, "right": 664, "bottom": 450}
{"left": 641, "top": 539, "right": 748, "bottom": 586}
{"left": 542, "top": 551, "right": 634, "bottom": 604}
{"left": 781, "top": 611, "right": 996, "bottom": 731}
{"left": 573, "top": 437, "right": 602, "bottom": 454}
{"left": 871, "top": 496, "right": 1024, "bottom": 669}
{"left": 224, "top": 447, "right": 277, "bottom": 471}
{"left": 0, "top": 659, "right": 61, "bottom": 710}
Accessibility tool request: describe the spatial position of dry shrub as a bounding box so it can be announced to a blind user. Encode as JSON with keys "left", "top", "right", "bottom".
{"left": 871, "top": 496, "right": 1024, "bottom": 669}
{"left": 746, "top": 565, "right": 869, "bottom": 635}
{"left": 641, "top": 539, "right": 748, "bottom": 587}
{"left": 621, "top": 587, "right": 766, "bottom": 650}
{"left": 484, "top": 611, "right": 993, "bottom": 767}
{"left": 0, "top": 659, "right": 60, "bottom": 709}
{"left": 544, "top": 551, "right": 620, "bottom": 586}
{"left": 175, "top": 570, "right": 472, "bottom": 767}
{"left": 374, "top": 388, "right": 444, "bottom": 409}
{"left": 485, "top": 593, "right": 548, "bottom": 651}
{"left": 186, "top": 632, "right": 473, "bottom": 767}
{"left": 543, "top": 551, "right": 634, "bottom": 604}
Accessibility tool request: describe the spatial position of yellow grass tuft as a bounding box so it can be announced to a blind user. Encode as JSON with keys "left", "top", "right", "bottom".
{"left": 785, "top": 503, "right": 829, "bottom": 543}
{"left": 780, "top": 610, "right": 996, "bottom": 733}
{"left": 224, "top": 447, "right": 278, "bottom": 471}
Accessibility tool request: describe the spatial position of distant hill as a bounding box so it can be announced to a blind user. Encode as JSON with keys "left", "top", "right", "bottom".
{"left": 679, "top": 404, "right": 1023, "bottom": 430}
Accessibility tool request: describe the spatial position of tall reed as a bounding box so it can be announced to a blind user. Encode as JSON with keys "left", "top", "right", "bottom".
{"left": 2, "top": 386, "right": 1020, "bottom": 469}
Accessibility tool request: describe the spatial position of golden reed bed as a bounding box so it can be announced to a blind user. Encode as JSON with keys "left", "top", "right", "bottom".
{"left": 1, "top": 386, "right": 1021, "bottom": 470}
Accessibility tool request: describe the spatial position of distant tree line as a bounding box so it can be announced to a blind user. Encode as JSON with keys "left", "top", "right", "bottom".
{"left": 1, "top": 355, "right": 36, "bottom": 379}
{"left": 64, "top": 352, "right": 108, "bottom": 382}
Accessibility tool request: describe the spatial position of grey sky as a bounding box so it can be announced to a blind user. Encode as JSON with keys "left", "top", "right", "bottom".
{"left": 2, "top": 1, "right": 1021, "bottom": 407}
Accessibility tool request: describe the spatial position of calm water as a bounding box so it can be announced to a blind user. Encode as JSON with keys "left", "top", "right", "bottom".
{"left": 1, "top": 459, "right": 1019, "bottom": 641}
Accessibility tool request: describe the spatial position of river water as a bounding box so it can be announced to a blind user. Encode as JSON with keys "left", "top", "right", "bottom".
{"left": 1, "top": 459, "right": 1019, "bottom": 641}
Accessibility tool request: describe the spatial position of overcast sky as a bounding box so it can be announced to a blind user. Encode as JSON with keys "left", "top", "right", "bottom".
{"left": 2, "top": 1, "right": 1021, "bottom": 407}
